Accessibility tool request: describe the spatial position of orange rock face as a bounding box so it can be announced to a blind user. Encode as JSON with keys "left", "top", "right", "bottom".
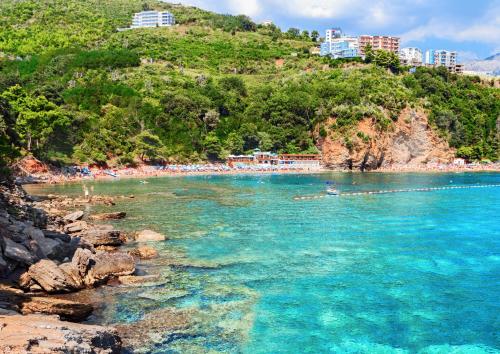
{"left": 317, "top": 109, "right": 454, "bottom": 170}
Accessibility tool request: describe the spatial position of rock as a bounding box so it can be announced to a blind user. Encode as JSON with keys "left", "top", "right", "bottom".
{"left": 0, "top": 254, "right": 9, "bottom": 276}
{"left": 135, "top": 230, "right": 166, "bottom": 242}
{"left": 84, "top": 252, "right": 135, "bottom": 286}
{"left": 3, "top": 238, "right": 37, "bottom": 265}
{"left": 129, "top": 246, "right": 159, "bottom": 260}
{"left": 29, "top": 234, "right": 64, "bottom": 261}
{"left": 117, "top": 274, "right": 161, "bottom": 286}
{"left": 20, "top": 296, "right": 93, "bottom": 321}
{"left": 27, "top": 259, "right": 83, "bottom": 293}
{"left": 80, "top": 229, "right": 123, "bottom": 247}
{"left": 64, "top": 220, "right": 88, "bottom": 234}
{"left": 43, "top": 230, "right": 71, "bottom": 243}
{"left": 63, "top": 210, "right": 84, "bottom": 223}
{"left": 71, "top": 248, "right": 93, "bottom": 278}
{"left": 0, "top": 314, "right": 122, "bottom": 353}
{"left": 91, "top": 212, "right": 126, "bottom": 221}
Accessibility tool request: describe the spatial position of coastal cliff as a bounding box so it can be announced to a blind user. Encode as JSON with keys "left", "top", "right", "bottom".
{"left": 317, "top": 109, "right": 455, "bottom": 171}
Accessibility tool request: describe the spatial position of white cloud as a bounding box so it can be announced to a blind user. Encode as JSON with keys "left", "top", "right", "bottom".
{"left": 401, "top": 1, "right": 500, "bottom": 47}
{"left": 227, "top": 0, "right": 261, "bottom": 17}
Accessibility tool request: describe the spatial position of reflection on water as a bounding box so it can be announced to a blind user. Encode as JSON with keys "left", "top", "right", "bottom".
{"left": 26, "top": 173, "right": 500, "bottom": 353}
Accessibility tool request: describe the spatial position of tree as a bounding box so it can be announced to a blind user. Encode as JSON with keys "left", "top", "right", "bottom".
{"left": 225, "top": 132, "right": 244, "bottom": 155}
{"left": 203, "top": 132, "right": 223, "bottom": 160}
{"left": 1, "top": 85, "right": 69, "bottom": 152}
{"left": 286, "top": 28, "right": 300, "bottom": 39}
{"left": 364, "top": 44, "right": 374, "bottom": 63}
{"left": 311, "top": 30, "right": 320, "bottom": 42}
{"left": 132, "top": 131, "right": 164, "bottom": 162}
{"left": 301, "top": 30, "right": 310, "bottom": 40}
{"left": 203, "top": 109, "right": 220, "bottom": 131}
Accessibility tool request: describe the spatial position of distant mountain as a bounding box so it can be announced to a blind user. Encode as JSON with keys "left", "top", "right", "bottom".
{"left": 464, "top": 53, "right": 500, "bottom": 76}
{"left": 484, "top": 53, "right": 500, "bottom": 61}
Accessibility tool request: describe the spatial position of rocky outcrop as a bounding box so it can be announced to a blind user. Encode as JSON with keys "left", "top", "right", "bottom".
{"left": 20, "top": 296, "right": 93, "bottom": 321}
{"left": 135, "top": 230, "right": 166, "bottom": 242}
{"left": 0, "top": 314, "right": 121, "bottom": 353}
{"left": 23, "top": 249, "right": 135, "bottom": 293}
{"left": 318, "top": 109, "right": 454, "bottom": 170}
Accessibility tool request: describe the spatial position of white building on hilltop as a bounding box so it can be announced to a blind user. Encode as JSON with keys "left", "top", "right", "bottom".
{"left": 434, "top": 50, "right": 457, "bottom": 67}
{"left": 400, "top": 47, "right": 423, "bottom": 65}
{"left": 131, "top": 11, "right": 175, "bottom": 28}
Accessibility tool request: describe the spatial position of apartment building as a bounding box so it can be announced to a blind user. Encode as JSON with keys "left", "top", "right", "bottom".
{"left": 400, "top": 47, "right": 423, "bottom": 66}
{"left": 433, "top": 50, "right": 457, "bottom": 67}
{"left": 131, "top": 10, "right": 175, "bottom": 28}
{"left": 325, "top": 28, "right": 343, "bottom": 42}
{"left": 359, "top": 35, "right": 400, "bottom": 55}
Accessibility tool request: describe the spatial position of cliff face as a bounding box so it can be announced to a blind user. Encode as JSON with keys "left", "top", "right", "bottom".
{"left": 317, "top": 109, "right": 454, "bottom": 171}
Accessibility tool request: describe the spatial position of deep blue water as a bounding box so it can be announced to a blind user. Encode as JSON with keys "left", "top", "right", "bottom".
{"left": 27, "top": 173, "right": 500, "bottom": 353}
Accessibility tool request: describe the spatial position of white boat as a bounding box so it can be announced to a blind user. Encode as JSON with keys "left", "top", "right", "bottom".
{"left": 326, "top": 187, "right": 339, "bottom": 196}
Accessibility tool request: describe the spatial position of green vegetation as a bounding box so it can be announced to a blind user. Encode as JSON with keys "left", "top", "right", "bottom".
{"left": 0, "top": 0, "right": 498, "bottom": 170}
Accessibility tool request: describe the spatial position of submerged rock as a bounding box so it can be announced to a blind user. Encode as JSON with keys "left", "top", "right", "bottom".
{"left": 129, "top": 246, "right": 159, "bottom": 259}
{"left": 91, "top": 212, "right": 126, "bottom": 221}
{"left": 0, "top": 314, "right": 122, "bottom": 353}
{"left": 135, "top": 230, "right": 166, "bottom": 242}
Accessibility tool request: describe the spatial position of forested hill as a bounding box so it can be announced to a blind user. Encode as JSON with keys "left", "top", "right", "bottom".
{"left": 0, "top": 0, "right": 499, "bottom": 174}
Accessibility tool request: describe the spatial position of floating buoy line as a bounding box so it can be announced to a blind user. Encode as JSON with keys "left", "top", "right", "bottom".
{"left": 293, "top": 184, "right": 500, "bottom": 201}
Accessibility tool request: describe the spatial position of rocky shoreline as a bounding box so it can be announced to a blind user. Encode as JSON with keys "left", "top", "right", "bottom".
{"left": 0, "top": 182, "right": 165, "bottom": 353}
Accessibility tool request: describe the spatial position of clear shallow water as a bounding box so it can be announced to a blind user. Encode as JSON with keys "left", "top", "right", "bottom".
{"left": 27, "top": 173, "right": 500, "bottom": 353}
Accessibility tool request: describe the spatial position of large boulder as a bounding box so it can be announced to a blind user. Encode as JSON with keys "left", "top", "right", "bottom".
{"left": 135, "top": 230, "right": 166, "bottom": 242}
{"left": 84, "top": 252, "right": 135, "bottom": 286}
{"left": 20, "top": 296, "right": 93, "bottom": 322}
{"left": 3, "top": 238, "right": 37, "bottom": 265}
{"left": 27, "top": 259, "right": 83, "bottom": 293}
{"left": 0, "top": 314, "right": 122, "bottom": 353}
{"left": 80, "top": 229, "right": 123, "bottom": 247}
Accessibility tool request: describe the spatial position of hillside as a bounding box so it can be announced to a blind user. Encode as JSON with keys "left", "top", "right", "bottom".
{"left": 0, "top": 0, "right": 499, "bottom": 174}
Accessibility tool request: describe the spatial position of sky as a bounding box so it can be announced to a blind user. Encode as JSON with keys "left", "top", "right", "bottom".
{"left": 174, "top": 0, "right": 500, "bottom": 61}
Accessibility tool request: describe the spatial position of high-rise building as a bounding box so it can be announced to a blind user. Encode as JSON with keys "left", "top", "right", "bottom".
{"left": 321, "top": 28, "right": 359, "bottom": 58}
{"left": 400, "top": 47, "right": 423, "bottom": 65}
{"left": 131, "top": 11, "right": 175, "bottom": 28}
{"left": 321, "top": 37, "right": 359, "bottom": 58}
{"left": 358, "top": 35, "right": 400, "bottom": 55}
{"left": 325, "top": 28, "right": 343, "bottom": 42}
{"left": 425, "top": 50, "right": 435, "bottom": 65}
{"left": 433, "top": 50, "right": 457, "bottom": 67}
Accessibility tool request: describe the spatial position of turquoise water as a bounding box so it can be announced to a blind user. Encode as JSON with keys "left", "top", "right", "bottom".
{"left": 27, "top": 173, "right": 500, "bottom": 353}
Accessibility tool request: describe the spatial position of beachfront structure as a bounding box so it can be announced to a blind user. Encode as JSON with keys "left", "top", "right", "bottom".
{"left": 131, "top": 11, "right": 175, "bottom": 28}
{"left": 400, "top": 47, "right": 423, "bottom": 66}
{"left": 358, "top": 35, "right": 400, "bottom": 55}
{"left": 278, "top": 154, "right": 322, "bottom": 167}
{"left": 227, "top": 151, "right": 322, "bottom": 167}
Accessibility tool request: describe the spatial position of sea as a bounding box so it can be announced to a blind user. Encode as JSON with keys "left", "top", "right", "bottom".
{"left": 26, "top": 172, "right": 500, "bottom": 353}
